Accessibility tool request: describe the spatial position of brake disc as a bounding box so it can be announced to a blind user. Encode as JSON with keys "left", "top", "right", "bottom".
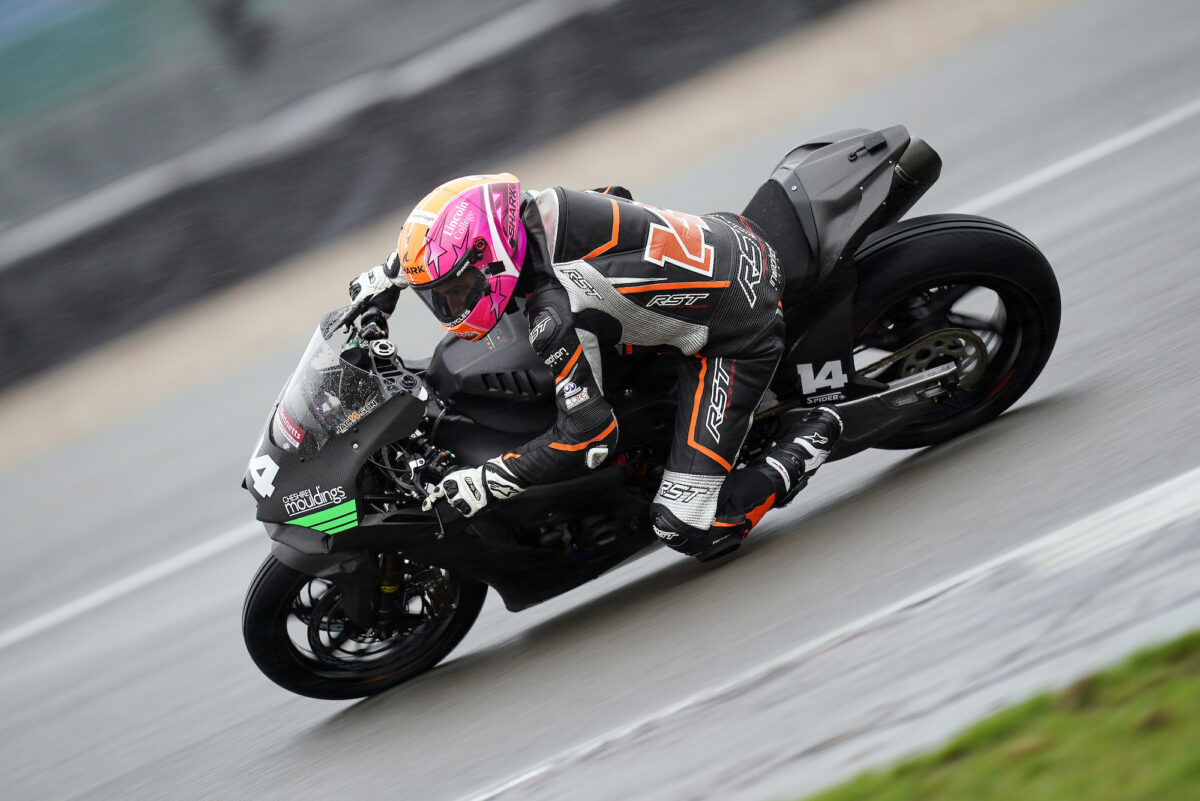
{"left": 860, "top": 328, "right": 989, "bottom": 390}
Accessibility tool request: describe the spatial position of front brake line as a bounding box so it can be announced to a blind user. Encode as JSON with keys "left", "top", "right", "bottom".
{"left": 374, "top": 440, "right": 449, "bottom": 540}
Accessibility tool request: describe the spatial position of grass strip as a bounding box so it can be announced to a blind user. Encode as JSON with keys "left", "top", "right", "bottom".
{"left": 802, "top": 630, "right": 1200, "bottom": 801}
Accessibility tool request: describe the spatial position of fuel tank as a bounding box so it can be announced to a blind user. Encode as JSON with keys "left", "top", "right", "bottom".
{"left": 425, "top": 312, "right": 557, "bottom": 461}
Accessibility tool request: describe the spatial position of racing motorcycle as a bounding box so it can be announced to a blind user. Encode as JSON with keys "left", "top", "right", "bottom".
{"left": 241, "top": 126, "right": 1060, "bottom": 699}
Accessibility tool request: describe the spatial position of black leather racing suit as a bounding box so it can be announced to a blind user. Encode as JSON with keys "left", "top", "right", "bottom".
{"left": 494, "top": 186, "right": 786, "bottom": 543}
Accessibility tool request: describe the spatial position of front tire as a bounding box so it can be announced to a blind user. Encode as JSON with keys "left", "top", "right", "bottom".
{"left": 852, "top": 214, "right": 1061, "bottom": 449}
{"left": 242, "top": 555, "right": 487, "bottom": 700}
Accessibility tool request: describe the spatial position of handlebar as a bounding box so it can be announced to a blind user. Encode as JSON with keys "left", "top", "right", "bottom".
{"left": 332, "top": 283, "right": 408, "bottom": 337}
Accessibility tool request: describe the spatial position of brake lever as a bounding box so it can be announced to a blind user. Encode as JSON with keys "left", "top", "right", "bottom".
{"left": 336, "top": 299, "right": 369, "bottom": 334}
{"left": 408, "top": 459, "right": 450, "bottom": 540}
{"left": 337, "top": 281, "right": 409, "bottom": 334}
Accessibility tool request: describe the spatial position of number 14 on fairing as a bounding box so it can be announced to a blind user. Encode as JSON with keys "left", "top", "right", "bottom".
{"left": 796, "top": 360, "right": 849, "bottom": 395}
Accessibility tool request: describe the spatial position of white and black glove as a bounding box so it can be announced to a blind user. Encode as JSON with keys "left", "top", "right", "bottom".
{"left": 349, "top": 250, "right": 402, "bottom": 305}
{"left": 421, "top": 458, "right": 526, "bottom": 517}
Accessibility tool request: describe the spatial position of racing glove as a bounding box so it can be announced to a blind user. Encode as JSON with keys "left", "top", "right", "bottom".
{"left": 349, "top": 250, "right": 402, "bottom": 307}
{"left": 421, "top": 458, "right": 526, "bottom": 517}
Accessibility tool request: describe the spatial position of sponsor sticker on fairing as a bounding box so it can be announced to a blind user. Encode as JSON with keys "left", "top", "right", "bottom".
{"left": 283, "top": 485, "right": 348, "bottom": 517}
{"left": 275, "top": 403, "right": 305, "bottom": 449}
{"left": 333, "top": 395, "right": 381, "bottom": 434}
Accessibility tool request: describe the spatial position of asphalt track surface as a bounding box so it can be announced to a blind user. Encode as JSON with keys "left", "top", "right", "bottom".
{"left": 4, "top": 0, "right": 1200, "bottom": 798}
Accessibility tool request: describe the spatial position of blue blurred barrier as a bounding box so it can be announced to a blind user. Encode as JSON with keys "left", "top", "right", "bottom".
{"left": 0, "top": 0, "right": 851, "bottom": 389}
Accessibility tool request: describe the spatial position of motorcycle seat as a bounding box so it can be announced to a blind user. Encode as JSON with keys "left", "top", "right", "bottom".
{"left": 740, "top": 178, "right": 818, "bottom": 309}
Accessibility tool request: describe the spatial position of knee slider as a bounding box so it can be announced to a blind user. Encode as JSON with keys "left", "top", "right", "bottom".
{"left": 650, "top": 504, "right": 711, "bottom": 555}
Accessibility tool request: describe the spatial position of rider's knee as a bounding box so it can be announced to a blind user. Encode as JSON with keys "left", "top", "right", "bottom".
{"left": 650, "top": 503, "right": 711, "bottom": 555}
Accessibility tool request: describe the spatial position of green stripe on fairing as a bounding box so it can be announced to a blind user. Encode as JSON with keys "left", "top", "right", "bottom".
{"left": 287, "top": 500, "right": 356, "bottom": 528}
{"left": 324, "top": 520, "right": 359, "bottom": 534}
{"left": 311, "top": 511, "right": 358, "bottom": 532}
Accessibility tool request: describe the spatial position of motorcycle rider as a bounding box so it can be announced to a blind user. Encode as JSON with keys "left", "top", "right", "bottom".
{"left": 350, "top": 174, "right": 841, "bottom": 561}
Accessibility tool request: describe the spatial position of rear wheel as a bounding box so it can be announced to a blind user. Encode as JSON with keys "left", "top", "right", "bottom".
{"left": 242, "top": 554, "right": 486, "bottom": 700}
{"left": 851, "top": 215, "right": 1060, "bottom": 449}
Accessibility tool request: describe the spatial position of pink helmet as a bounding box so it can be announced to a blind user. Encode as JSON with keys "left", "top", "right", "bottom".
{"left": 397, "top": 174, "right": 527, "bottom": 341}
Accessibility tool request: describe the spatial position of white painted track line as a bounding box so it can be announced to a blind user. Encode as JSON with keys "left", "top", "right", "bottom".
{"left": 2, "top": 96, "right": 1198, "bottom": 654}
{"left": 955, "top": 95, "right": 1200, "bottom": 214}
{"left": 0, "top": 522, "right": 262, "bottom": 651}
{"left": 459, "top": 464, "right": 1200, "bottom": 801}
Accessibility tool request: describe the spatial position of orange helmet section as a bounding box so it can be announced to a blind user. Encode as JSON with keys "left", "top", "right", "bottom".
{"left": 446, "top": 319, "right": 492, "bottom": 341}
{"left": 397, "top": 173, "right": 519, "bottom": 287}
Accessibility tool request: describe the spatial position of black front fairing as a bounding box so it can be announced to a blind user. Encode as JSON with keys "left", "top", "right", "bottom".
{"left": 244, "top": 315, "right": 430, "bottom": 533}
{"left": 244, "top": 309, "right": 659, "bottom": 613}
{"left": 248, "top": 391, "right": 426, "bottom": 526}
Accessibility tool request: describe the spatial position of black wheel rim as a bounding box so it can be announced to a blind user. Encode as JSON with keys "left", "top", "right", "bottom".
{"left": 855, "top": 278, "right": 1040, "bottom": 433}
{"left": 280, "top": 563, "right": 465, "bottom": 682}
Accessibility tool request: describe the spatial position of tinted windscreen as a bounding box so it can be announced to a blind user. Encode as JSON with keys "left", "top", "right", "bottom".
{"left": 270, "top": 325, "right": 386, "bottom": 454}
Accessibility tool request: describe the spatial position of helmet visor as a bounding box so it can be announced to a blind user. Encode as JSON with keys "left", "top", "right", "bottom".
{"left": 414, "top": 268, "right": 489, "bottom": 326}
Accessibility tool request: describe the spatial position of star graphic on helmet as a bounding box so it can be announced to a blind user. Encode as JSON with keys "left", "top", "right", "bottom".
{"left": 424, "top": 232, "right": 466, "bottom": 278}
{"left": 487, "top": 277, "right": 508, "bottom": 316}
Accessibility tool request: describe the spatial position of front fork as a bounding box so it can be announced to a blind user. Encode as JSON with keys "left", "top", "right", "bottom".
{"left": 266, "top": 531, "right": 380, "bottom": 628}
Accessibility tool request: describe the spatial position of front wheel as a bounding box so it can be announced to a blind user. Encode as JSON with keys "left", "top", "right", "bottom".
{"left": 851, "top": 214, "right": 1061, "bottom": 449}
{"left": 242, "top": 554, "right": 487, "bottom": 700}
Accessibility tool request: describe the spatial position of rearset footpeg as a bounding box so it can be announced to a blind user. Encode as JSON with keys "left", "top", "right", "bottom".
{"left": 824, "top": 362, "right": 959, "bottom": 461}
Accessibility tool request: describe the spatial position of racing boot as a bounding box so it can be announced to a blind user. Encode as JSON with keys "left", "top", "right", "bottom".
{"left": 652, "top": 408, "right": 842, "bottom": 563}
{"left": 708, "top": 406, "right": 844, "bottom": 552}
{"left": 706, "top": 468, "right": 780, "bottom": 555}
{"left": 756, "top": 405, "right": 843, "bottom": 507}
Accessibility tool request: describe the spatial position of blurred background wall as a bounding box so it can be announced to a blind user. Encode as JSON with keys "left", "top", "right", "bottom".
{"left": 0, "top": 0, "right": 532, "bottom": 225}
{"left": 0, "top": 0, "right": 854, "bottom": 389}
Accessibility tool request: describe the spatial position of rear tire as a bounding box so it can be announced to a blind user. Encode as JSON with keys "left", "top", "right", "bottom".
{"left": 852, "top": 215, "right": 1061, "bottom": 449}
{"left": 242, "top": 555, "right": 487, "bottom": 700}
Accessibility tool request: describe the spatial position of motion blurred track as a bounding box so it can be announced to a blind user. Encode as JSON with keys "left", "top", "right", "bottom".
{"left": 4, "top": 0, "right": 1200, "bottom": 798}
